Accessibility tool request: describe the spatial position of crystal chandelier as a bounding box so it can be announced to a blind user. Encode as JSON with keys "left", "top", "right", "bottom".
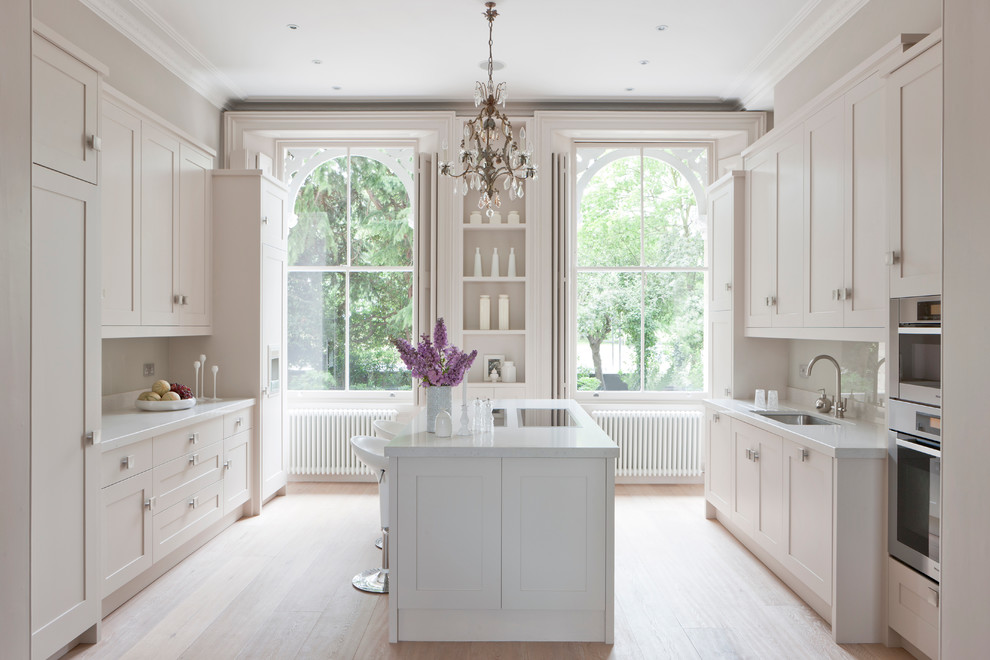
{"left": 439, "top": 2, "right": 537, "bottom": 215}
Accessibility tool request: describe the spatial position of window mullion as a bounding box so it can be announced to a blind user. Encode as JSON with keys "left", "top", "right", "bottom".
{"left": 344, "top": 149, "right": 352, "bottom": 392}
{"left": 639, "top": 149, "right": 646, "bottom": 393}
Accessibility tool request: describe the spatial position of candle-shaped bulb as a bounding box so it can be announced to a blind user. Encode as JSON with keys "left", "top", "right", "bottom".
{"left": 211, "top": 365, "right": 219, "bottom": 374}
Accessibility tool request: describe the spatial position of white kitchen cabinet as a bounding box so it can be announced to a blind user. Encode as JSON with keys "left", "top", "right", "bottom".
{"left": 100, "top": 98, "right": 142, "bottom": 325}
{"left": 888, "top": 556, "right": 939, "bottom": 659}
{"left": 32, "top": 33, "right": 101, "bottom": 184}
{"left": 501, "top": 458, "right": 605, "bottom": 611}
{"left": 152, "top": 479, "right": 224, "bottom": 562}
{"left": 101, "top": 470, "right": 153, "bottom": 596}
{"left": 773, "top": 127, "right": 805, "bottom": 327}
{"left": 804, "top": 98, "right": 846, "bottom": 328}
{"left": 709, "top": 312, "right": 732, "bottom": 400}
{"left": 223, "top": 428, "right": 253, "bottom": 515}
{"left": 396, "top": 457, "right": 502, "bottom": 610}
{"left": 31, "top": 165, "right": 101, "bottom": 659}
{"left": 708, "top": 179, "right": 735, "bottom": 312}
{"left": 261, "top": 180, "right": 288, "bottom": 248}
{"left": 101, "top": 88, "right": 215, "bottom": 337}
{"left": 731, "top": 420, "right": 761, "bottom": 536}
{"left": 782, "top": 438, "right": 833, "bottom": 605}
{"left": 887, "top": 41, "right": 942, "bottom": 298}
{"left": 261, "top": 243, "right": 287, "bottom": 501}
{"left": 731, "top": 419, "right": 782, "bottom": 556}
{"left": 705, "top": 407, "right": 732, "bottom": 514}
{"left": 745, "top": 147, "right": 775, "bottom": 328}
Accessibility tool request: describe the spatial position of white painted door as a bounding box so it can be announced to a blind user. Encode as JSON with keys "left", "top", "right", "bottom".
{"left": 100, "top": 99, "right": 142, "bottom": 326}
{"left": 31, "top": 166, "right": 100, "bottom": 659}
{"left": 731, "top": 421, "right": 760, "bottom": 536}
{"left": 754, "top": 430, "right": 783, "bottom": 557}
{"left": 844, "top": 74, "right": 888, "bottom": 327}
{"left": 177, "top": 143, "right": 213, "bottom": 327}
{"left": 261, "top": 180, "right": 287, "bottom": 248}
{"left": 710, "top": 312, "right": 732, "bottom": 399}
{"left": 501, "top": 458, "right": 606, "bottom": 610}
{"left": 261, "top": 244, "right": 287, "bottom": 501}
{"left": 745, "top": 148, "right": 774, "bottom": 328}
{"left": 396, "top": 457, "right": 502, "bottom": 610}
{"left": 888, "top": 43, "right": 942, "bottom": 298}
{"left": 223, "top": 428, "right": 253, "bottom": 515}
{"left": 140, "top": 125, "right": 180, "bottom": 326}
{"left": 804, "top": 98, "right": 845, "bottom": 327}
{"left": 773, "top": 127, "right": 805, "bottom": 327}
{"left": 101, "top": 470, "right": 153, "bottom": 596}
{"left": 32, "top": 35, "right": 99, "bottom": 184}
{"left": 782, "top": 439, "right": 833, "bottom": 605}
{"left": 709, "top": 178, "right": 734, "bottom": 312}
{"left": 706, "top": 409, "right": 732, "bottom": 514}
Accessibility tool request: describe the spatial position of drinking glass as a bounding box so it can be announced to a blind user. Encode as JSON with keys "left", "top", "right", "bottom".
{"left": 755, "top": 389, "right": 766, "bottom": 409}
{"left": 767, "top": 389, "right": 779, "bottom": 410}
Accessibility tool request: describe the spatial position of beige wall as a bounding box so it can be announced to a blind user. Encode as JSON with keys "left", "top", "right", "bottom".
{"left": 0, "top": 2, "right": 33, "bottom": 655}
{"left": 102, "top": 338, "right": 174, "bottom": 396}
{"left": 942, "top": 0, "right": 988, "bottom": 655}
{"left": 773, "top": 0, "right": 941, "bottom": 123}
{"left": 33, "top": 0, "right": 221, "bottom": 149}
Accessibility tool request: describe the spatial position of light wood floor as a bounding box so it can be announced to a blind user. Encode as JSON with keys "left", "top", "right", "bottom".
{"left": 66, "top": 483, "right": 911, "bottom": 660}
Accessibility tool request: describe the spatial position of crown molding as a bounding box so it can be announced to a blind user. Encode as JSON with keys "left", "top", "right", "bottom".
{"left": 725, "top": 0, "right": 870, "bottom": 110}
{"left": 79, "top": 0, "right": 243, "bottom": 108}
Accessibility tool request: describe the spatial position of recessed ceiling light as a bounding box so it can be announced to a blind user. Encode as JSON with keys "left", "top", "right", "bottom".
{"left": 625, "top": 87, "right": 635, "bottom": 92}
{"left": 332, "top": 86, "right": 342, "bottom": 91}
{"left": 312, "top": 59, "right": 322, "bottom": 65}
{"left": 640, "top": 60, "right": 650, "bottom": 66}
{"left": 656, "top": 24, "right": 668, "bottom": 31}
{"left": 287, "top": 24, "right": 300, "bottom": 30}
{"left": 479, "top": 60, "right": 505, "bottom": 71}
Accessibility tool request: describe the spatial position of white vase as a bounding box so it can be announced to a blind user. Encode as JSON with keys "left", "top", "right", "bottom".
{"left": 502, "top": 361, "right": 517, "bottom": 383}
{"left": 498, "top": 294, "right": 509, "bottom": 330}
{"left": 469, "top": 211, "right": 482, "bottom": 225}
{"left": 479, "top": 295, "right": 491, "bottom": 330}
{"left": 507, "top": 247, "right": 516, "bottom": 277}
{"left": 425, "top": 386, "right": 452, "bottom": 433}
{"left": 491, "top": 247, "right": 500, "bottom": 278}
{"left": 507, "top": 211, "right": 520, "bottom": 225}
{"left": 435, "top": 410, "right": 453, "bottom": 437}
{"left": 490, "top": 211, "right": 502, "bottom": 225}
{"left": 473, "top": 247, "right": 483, "bottom": 277}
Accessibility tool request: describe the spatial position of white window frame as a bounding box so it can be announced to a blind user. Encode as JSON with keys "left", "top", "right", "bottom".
{"left": 569, "top": 141, "right": 713, "bottom": 403}
{"left": 282, "top": 139, "right": 420, "bottom": 403}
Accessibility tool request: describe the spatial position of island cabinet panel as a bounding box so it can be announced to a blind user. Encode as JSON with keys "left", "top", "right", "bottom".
{"left": 396, "top": 457, "right": 502, "bottom": 610}
{"left": 502, "top": 458, "right": 606, "bottom": 610}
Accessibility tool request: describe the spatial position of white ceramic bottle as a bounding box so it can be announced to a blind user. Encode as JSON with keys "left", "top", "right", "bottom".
{"left": 491, "top": 247, "right": 500, "bottom": 278}
{"left": 469, "top": 211, "right": 482, "bottom": 225}
{"left": 479, "top": 295, "right": 491, "bottom": 330}
{"left": 498, "top": 294, "right": 509, "bottom": 330}
{"left": 502, "top": 360, "right": 517, "bottom": 383}
{"left": 490, "top": 211, "right": 502, "bottom": 225}
{"left": 474, "top": 247, "right": 483, "bottom": 277}
{"left": 507, "top": 211, "right": 520, "bottom": 225}
{"left": 507, "top": 247, "right": 516, "bottom": 277}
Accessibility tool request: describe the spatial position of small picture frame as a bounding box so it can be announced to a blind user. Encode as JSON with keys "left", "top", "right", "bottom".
{"left": 484, "top": 354, "right": 505, "bottom": 382}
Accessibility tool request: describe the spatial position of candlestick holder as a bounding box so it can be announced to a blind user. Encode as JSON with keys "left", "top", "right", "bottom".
{"left": 456, "top": 403, "right": 473, "bottom": 436}
{"left": 211, "top": 365, "right": 219, "bottom": 401}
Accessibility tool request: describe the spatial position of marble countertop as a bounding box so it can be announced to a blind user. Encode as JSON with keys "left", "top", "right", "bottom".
{"left": 384, "top": 398, "right": 620, "bottom": 458}
{"left": 101, "top": 397, "right": 255, "bottom": 452}
{"left": 704, "top": 398, "right": 888, "bottom": 459}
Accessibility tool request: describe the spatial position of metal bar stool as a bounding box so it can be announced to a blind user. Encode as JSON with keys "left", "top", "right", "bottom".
{"left": 370, "top": 419, "right": 406, "bottom": 549}
{"left": 349, "top": 435, "right": 390, "bottom": 593}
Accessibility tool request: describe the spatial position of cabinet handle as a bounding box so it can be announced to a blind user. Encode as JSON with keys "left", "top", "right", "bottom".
{"left": 174, "top": 294, "right": 182, "bottom": 304}
{"left": 85, "top": 431, "right": 96, "bottom": 445}
{"left": 724, "top": 387, "right": 731, "bottom": 396}
{"left": 752, "top": 450, "right": 760, "bottom": 462}
{"left": 223, "top": 459, "right": 232, "bottom": 470}
{"left": 712, "top": 413, "right": 720, "bottom": 423}
{"left": 87, "top": 134, "right": 102, "bottom": 152}
{"left": 800, "top": 448, "right": 809, "bottom": 462}
{"left": 188, "top": 497, "right": 199, "bottom": 509}
{"left": 745, "top": 448, "right": 752, "bottom": 460}
{"left": 262, "top": 215, "right": 269, "bottom": 225}
{"left": 144, "top": 498, "right": 153, "bottom": 511}
{"left": 724, "top": 282, "right": 732, "bottom": 291}
{"left": 121, "top": 455, "right": 134, "bottom": 470}
{"left": 189, "top": 454, "right": 199, "bottom": 465}
{"left": 189, "top": 432, "right": 198, "bottom": 444}
{"left": 885, "top": 251, "right": 900, "bottom": 266}
{"left": 235, "top": 416, "right": 242, "bottom": 426}
{"left": 765, "top": 296, "right": 777, "bottom": 307}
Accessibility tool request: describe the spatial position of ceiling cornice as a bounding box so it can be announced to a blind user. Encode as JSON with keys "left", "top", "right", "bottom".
{"left": 79, "top": 0, "right": 243, "bottom": 108}
{"left": 724, "top": 0, "right": 870, "bottom": 110}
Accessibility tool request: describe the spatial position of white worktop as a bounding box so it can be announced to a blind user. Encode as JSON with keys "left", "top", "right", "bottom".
{"left": 384, "top": 398, "right": 620, "bottom": 458}
{"left": 705, "top": 398, "right": 887, "bottom": 459}
{"left": 101, "top": 396, "right": 255, "bottom": 452}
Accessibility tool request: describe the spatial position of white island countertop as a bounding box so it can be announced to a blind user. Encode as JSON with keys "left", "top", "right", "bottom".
{"left": 705, "top": 398, "right": 887, "bottom": 459}
{"left": 385, "top": 398, "right": 619, "bottom": 458}
{"left": 101, "top": 397, "right": 255, "bottom": 452}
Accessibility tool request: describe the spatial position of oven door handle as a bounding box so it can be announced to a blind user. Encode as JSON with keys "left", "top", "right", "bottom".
{"left": 896, "top": 436, "right": 941, "bottom": 458}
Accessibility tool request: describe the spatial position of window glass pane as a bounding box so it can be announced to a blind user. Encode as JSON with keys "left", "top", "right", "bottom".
{"left": 643, "top": 272, "right": 705, "bottom": 391}
{"left": 642, "top": 153, "right": 705, "bottom": 267}
{"left": 350, "top": 151, "right": 415, "bottom": 267}
{"left": 287, "top": 272, "right": 345, "bottom": 390}
{"left": 576, "top": 149, "right": 641, "bottom": 267}
{"left": 575, "top": 271, "right": 642, "bottom": 391}
{"left": 349, "top": 272, "right": 413, "bottom": 390}
{"left": 289, "top": 156, "right": 348, "bottom": 267}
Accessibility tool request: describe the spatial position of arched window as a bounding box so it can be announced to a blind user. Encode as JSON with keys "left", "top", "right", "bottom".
{"left": 573, "top": 145, "right": 708, "bottom": 393}
{"left": 285, "top": 146, "right": 416, "bottom": 391}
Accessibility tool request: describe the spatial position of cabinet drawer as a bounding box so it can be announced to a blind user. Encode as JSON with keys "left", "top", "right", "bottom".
{"left": 152, "top": 479, "right": 223, "bottom": 562}
{"left": 224, "top": 409, "right": 254, "bottom": 438}
{"left": 223, "top": 428, "right": 252, "bottom": 515}
{"left": 102, "top": 438, "right": 153, "bottom": 488}
{"left": 153, "top": 417, "right": 223, "bottom": 464}
{"left": 153, "top": 441, "right": 223, "bottom": 511}
{"left": 888, "top": 557, "right": 939, "bottom": 659}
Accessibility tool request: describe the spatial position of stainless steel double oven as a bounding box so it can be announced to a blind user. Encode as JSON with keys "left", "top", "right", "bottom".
{"left": 889, "top": 296, "right": 941, "bottom": 582}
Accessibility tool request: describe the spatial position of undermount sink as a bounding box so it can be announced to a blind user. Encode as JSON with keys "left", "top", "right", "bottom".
{"left": 757, "top": 411, "right": 837, "bottom": 426}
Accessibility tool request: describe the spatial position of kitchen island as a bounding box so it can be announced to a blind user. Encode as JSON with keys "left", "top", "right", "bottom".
{"left": 384, "top": 399, "right": 619, "bottom": 643}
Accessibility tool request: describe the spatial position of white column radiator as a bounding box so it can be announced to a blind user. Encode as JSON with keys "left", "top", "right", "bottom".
{"left": 289, "top": 408, "right": 397, "bottom": 478}
{"left": 591, "top": 409, "right": 704, "bottom": 483}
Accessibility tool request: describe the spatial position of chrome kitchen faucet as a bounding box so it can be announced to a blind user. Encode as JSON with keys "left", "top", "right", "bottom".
{"left": 807, "top": 354, "right": 845, "bottom": 418}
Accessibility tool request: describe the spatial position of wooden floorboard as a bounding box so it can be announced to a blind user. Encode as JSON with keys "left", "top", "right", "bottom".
{"left": 65, "top": 483, "right": 913, "bottom": 660}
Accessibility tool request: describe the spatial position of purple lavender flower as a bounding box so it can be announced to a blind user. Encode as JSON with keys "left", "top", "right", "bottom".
{"left": 391, "top": 318, "right": 477, "bottom": 388}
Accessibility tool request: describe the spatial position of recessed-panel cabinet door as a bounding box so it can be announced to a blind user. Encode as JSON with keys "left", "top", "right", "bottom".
{"left": 706, "top": 409, "right": 732, "bottom": 514}
{"left": 710, "top": 313, "right": 732, "bottom": 400}
{"left": 31, "top": 166, "right": 100, "bottom": 659}
{"left": 261, "top": 182, "right": 287, "bottom": 248}
{"left": 754, "top": 431, "right": 783, "bottom": 556}
{"left": 261, "top": 245, "right": 287, "bottom": 501}
{"left": 783, "top": 439, "right": 833, "bottom": 605}
{"left": 177, "top": 144, "right": 213, "bottom": 327}
{"left": 102, "top": 470, "right": 153, "bottom": 596}
{"left": 731, "top": 421, "right": 760, "bottom": 536}
{"left": 140, "top": 125, "right": 180, "bottom": 326}
{"left": 709, "top": 180, "right": 734, "bottom": 312}
{"left": 745, "top": 149, "right": 775, "bottom": 328}
{"left": 773, "top": 128, "right": 805, "bottom": 327}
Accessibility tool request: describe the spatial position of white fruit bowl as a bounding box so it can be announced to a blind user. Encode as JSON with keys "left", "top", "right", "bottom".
{"left": 135, "top": 397, "right": 196, "bottom": 411}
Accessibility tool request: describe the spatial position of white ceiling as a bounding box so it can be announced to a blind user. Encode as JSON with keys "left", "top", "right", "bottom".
{"left": 80, "top": 0, "right": 869, "bottom": 109}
